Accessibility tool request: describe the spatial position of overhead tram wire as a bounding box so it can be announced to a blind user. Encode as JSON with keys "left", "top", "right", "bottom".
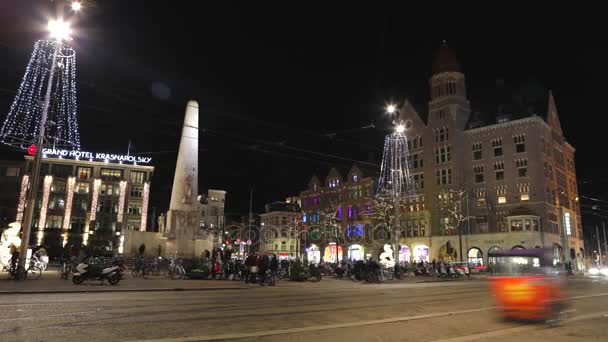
{"left": 202, "top": 127, "right": 380, "bottom": 168}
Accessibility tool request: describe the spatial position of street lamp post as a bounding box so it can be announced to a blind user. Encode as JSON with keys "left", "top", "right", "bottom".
{"left": 18, "top": 20, "right": 72, "bottom": 273}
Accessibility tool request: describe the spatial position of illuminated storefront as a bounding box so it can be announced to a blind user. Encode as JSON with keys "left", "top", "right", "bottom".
{"left": 347, "top": 244, "right": 365, "bottom": 261}
{"left": 399, "top": 245, "right": 411, "bottom": 263}
{"left": 307, "top": 244, "right": 320, "bottom": 264}
{"left": 324, "top": 243, "right": 343, "bottom": 263}
{"left": 413, "top": 245, "right": 429, "bottom": 262}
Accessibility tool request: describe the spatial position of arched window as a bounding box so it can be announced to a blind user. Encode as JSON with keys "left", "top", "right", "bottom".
{"left": 488, "top": 246, "right": 503, "bottom": 265}
{"left": 468, "top": 247, "right": 483, "bottom": 266}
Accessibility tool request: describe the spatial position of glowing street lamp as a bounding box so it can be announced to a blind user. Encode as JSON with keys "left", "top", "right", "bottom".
{"left": 386, "top": 104, "right": 397, "bottom": 114}
{"left": 71, "top": 2, "right": 82, "bottom": 12}
{"left": 48, "top": 19, "right": 71, "bottom": 41}
{"left": 395, "top": 123, "right": 405, "bottom": 134}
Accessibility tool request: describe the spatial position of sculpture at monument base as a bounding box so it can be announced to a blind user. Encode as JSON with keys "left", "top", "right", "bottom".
{"left": 0, "top": 222, "right": 22, "bottom": 268}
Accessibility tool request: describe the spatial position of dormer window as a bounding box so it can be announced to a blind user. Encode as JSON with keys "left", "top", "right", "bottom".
{"left": 313, "top": 184, "right": 317, "bottom": 191}
{"left": 353, "top": 175, "right": 358, "bottom": 183}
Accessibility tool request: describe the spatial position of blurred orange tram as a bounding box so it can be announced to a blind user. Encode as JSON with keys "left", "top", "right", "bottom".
{"left": 488, "top": 248, "right": 567, "bottom": 323}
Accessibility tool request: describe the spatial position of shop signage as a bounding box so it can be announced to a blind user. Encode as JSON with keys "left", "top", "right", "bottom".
{"left": 41, "top": 148, "right": 152, "bottom": 164}
{"left": 483, "top": 239, "right": 505, "bottom": 245}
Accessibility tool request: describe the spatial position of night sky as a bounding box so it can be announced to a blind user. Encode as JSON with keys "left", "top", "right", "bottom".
{"left": 0, "top": 1, "right": 606, "bottom": 216}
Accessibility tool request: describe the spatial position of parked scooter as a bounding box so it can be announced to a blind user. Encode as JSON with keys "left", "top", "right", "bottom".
{"left": 72, "top": 258, "right": 122, "bottom": 285}
{"left": 455, "top": 264, "right": 470, "bottom": 278}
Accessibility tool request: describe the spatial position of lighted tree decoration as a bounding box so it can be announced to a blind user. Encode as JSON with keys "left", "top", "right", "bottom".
{"left": 375, "top": 118, "right": 416, "bottom": 259}
{"left": 376, "top": 121, "right": 415, "bottom": 198}
{"left": 0, "top": 40, "right": 80, "bottom": 150}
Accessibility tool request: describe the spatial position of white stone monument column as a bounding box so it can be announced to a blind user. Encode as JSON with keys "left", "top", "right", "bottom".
{"left": 164, "top": 100, "right": 202, "bottom": 257}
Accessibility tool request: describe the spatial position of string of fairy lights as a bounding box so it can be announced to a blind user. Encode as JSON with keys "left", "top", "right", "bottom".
{"left": 0, "top": 40, "right": 80, "bottom": 150}
{"left": 376, "top": 119, "right": 416, "bottom": 198}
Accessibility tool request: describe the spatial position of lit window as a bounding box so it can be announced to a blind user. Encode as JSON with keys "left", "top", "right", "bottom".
{"left": 5, "top": 167, "right": 19, "bottom": 177}
{"left": 492, "top": 138, "right": 503, "bottom": 157}
{"left": 472, "top": 143, "right": 482, "bottom": 160}
{"left": 101, "top": 169, "right": 122, "bottom": 181}
{"left": 77, "top": 167, "right": 91, "bottom": 180}
{"left": 474, "top": 165, "right": 484, "bottom": 183}
{"left": 353, "top": 175, "right": 358, "bottom": 183}
{"left": 516, "top": 159, "right": 528, "bottom": 178}
{"left": 514, "top": 135, "right": 526, "bottom": 153}
{"left": 494, "top": 162, "right": 504, "bottom": 181}
{"left": 498, "top": 196, "right": 507, "bottom": 204}
{"left": 130, "top": 171, "right": 145, "bottom": 184}
{"left": 520, "top": 193, "right": 530, "bottom": 201}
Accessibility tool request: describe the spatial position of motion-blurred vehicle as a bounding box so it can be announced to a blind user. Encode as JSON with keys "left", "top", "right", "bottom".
{"left": 488, "top": 248, "right": 567, "bottom": 324}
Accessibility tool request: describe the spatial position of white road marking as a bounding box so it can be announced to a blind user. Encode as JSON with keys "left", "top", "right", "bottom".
{"left": 128, "top": 307, "right": 496, "bottom": 342}
{"left": 429, "top": 310, "right": 608, "bottom": 342}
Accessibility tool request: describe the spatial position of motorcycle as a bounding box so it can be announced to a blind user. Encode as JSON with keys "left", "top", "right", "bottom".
{"left": 72, "top": 258, "right": 122, "bottom": 285}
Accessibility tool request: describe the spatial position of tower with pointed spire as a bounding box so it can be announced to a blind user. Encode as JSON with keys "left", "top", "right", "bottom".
{"left": 428, "top": 41, "right": 471, "bottom": 130}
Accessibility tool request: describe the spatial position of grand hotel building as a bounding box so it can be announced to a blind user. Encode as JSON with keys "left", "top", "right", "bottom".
{"left": 301, "top": 44, "right": 584, "bottom": 269}
{"left": 12, "top": 152, "right": 154, "bottom": 253}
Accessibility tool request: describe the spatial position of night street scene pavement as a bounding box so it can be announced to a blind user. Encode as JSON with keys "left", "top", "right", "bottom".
{"left": 1, "top": 273, "right": 608, "bottom": 341}
{"left": 2, "top": 1, "right": 608, "bottom": 342}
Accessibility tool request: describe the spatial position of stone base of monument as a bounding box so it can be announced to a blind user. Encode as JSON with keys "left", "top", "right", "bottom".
{"left": 124, "top": 230, "right": 214, "bottom": 259}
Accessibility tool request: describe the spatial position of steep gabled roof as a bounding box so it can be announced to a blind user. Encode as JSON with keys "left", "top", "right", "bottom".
{"left": 546, "top": 90, "right": 563, "bottom": 136}
{"left": 400, "top": 99, "right": 426, "bottom": 129}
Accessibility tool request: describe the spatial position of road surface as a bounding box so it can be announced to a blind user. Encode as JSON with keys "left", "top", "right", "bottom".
{"left": 1, "top": 276, "right": 607, "bottom": 342}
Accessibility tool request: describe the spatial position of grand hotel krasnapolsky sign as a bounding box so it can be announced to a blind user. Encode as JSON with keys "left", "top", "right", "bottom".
{"left": 41, "top": 148, "right": 152, "bottom": 164}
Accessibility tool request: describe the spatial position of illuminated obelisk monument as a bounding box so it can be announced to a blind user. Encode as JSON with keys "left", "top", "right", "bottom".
{"left": 162, "top": 100, "right": 208, "bottom": 257}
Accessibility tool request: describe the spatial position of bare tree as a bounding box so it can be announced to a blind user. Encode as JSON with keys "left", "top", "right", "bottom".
{"left": 438, "top": 187, "right": 475, "bottom": 261}
{"left": 370, "top": 189, "right": 395, "bottom": 229}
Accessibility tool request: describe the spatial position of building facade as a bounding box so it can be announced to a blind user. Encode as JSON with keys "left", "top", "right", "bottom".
{"left": 259, "top": 201, "right": 301, "bottom": 259}
{"left": 300, "top": 44, "right": 584, "bottom": 269}
{"left": 15, "top": 153, "right": 154, "bottom": 254}
{"left": 300, "top": 165, "right": 377, "bottom": 263}
{"left": 0, "top": 160, "right": 25, "bottom": 229}
{"left": 199, "top": 189, "right": 226, "bottom": 250}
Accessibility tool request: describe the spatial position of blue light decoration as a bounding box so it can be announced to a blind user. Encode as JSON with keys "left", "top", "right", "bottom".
{"left": 347, "top": 224, "right": 363, "bottom": 238}
{"left": 0, "top": 40, "right": 80, "bottom": 150}
{"left": 337, "top": 207, "right": 343, "bottom": 220}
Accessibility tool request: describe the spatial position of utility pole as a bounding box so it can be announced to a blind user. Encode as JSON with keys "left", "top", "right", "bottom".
{"left": 603, "top": 220, "right": 607, "bottom": 265}
{"left": 247, "top": 188, "right": 253, "bottom": 254}
{"left": 19, "top": 41, "right": 61, "bottom": 272}
{"left": 597, "top": 225, "right": 603, "bottom": 267}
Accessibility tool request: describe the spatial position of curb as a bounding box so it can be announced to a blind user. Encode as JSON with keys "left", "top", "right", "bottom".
{"left": 0, "top": 286, "right": 249, "bottom": 295}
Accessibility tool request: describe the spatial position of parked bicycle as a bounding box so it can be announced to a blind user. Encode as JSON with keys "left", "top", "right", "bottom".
{"left": 166, "top": 258, "right": 186, "bottom": 280}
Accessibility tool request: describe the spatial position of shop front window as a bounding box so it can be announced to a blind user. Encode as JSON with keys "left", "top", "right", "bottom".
{"left": 468, "top": 247, "right": 484, "bottom": 266}
{"left": 399, "top": 245, "right": 411, "bottom": 263}
{"left": 413, "top": 245, "right": 430, "bottom": 263}
{"left": 348, "top": 244, "right": 365, "bottom": 261}
{"left": 510, "top": 219, "right": 523, "bottom": 232}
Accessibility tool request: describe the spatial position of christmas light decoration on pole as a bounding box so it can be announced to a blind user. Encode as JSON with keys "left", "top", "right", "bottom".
{"left": 0, "top": 40, "right": 80, "bottom": 149}
{"left": 140, "top": 182, "right": 150, "bottom": 232}
{"left": 376, "top": 104, "right": 416, "bottom": 261}
{"left": 16, "top": 175, "right": 30, "bottom": 223}
{"left": 90, "top": 179, "right": 101, "bottom": 221}
{"left": 117, "top": 181, "right": 127, "bottom": 223}
{"left": 62, "top": 176, "right": 76, "bottom": 246}
{"left": 3, "top": 13, "right": 84, "bottom": 275}
{"left": 37, "top": 175, "right": 53, "bottom": 245}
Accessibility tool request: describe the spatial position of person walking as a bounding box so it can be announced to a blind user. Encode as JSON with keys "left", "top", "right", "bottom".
{"left": 269, "top": 254, "right": 279, "bottom": 285}
{"left": 244, "top": 253, "right": 254, "bottom": 284}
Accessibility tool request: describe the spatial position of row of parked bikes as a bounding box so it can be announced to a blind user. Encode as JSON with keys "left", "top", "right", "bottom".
{"left": 2, "top": 252, "right": 49, "bottom": 280}
{"left": 130, "top": 257, "right": 186, "bottom": 279}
